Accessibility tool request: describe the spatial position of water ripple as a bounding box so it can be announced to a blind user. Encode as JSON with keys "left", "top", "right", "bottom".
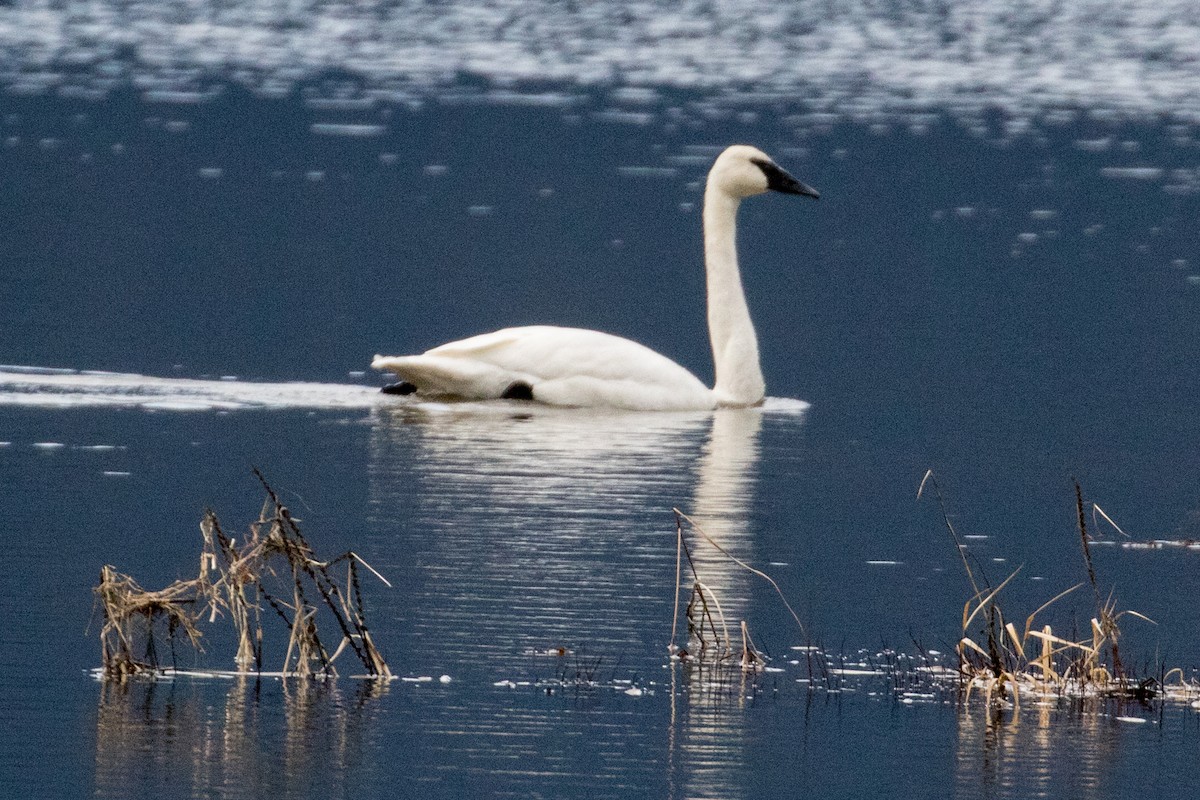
{"left": 4, "top": 2, "right": 1200, "bottom": 122}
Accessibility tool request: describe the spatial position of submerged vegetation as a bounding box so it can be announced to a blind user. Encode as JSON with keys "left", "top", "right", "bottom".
{"left": 94, "top": 471, "right": 391, "bottom": 681}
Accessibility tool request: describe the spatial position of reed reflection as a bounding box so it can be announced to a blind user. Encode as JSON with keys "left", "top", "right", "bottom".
{"left": 953, "top": 701, "right": 1127, "bottom": 799}
{"left": 93, "top": 677, "right": 388, "bottom": 799}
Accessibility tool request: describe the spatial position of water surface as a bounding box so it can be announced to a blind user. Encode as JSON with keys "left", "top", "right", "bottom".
{"left": 2, "top": 14, "right": 1200, "bottom": 797}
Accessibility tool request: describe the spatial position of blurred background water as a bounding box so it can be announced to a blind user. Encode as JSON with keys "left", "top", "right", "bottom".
{"left": 1, "top": 1, "right": 1200, "bottom": 798}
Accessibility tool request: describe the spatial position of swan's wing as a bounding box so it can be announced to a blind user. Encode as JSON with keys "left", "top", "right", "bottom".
{"left": 427, "top": 327, "right": 698, "bottom": 383}
{"left": 373, "top": 326, "right": 714, "bottom": 410}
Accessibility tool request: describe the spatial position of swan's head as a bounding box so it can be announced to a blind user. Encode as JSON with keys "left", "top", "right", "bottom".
{"left": 708, "top": 145, "right": 820, "bottom": 201}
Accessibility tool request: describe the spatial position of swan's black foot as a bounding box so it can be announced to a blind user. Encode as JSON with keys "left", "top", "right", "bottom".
{"left": 381, "top": 381, "right": 418, "bottom": 395}
{"left": 501, "top": 381, "right": 534, "bottom": 401}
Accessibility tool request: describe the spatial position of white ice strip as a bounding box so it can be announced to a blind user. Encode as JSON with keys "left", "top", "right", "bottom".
{"left": 1100, "top": 167, "right": 1165, "bottom": 180}
{"left": 0, "top": 366, "right": 808, "bottom": 415}
{"left": 310, "top": 123, "right": 387, "bottom": 137}
{"left": 760, "top": 397, "right": 808, "bottom": 415}
{"left": 0, "top": 364, "right": 76, "bottom": 375}
{"left": 0, "top": 368, "right": 384, "bottom": 411}
{"left": 88, "top": 667, "right": 397, "bottom": 681}
{"left": 617, "top": 166, "right": 678, "bottom": 178}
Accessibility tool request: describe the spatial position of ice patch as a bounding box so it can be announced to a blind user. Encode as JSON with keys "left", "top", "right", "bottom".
{"left": 310, "top": 123, "right": 386, "bottom": 137}
{"left": 0, "top": 365, "right": 812, "bottom": 417}
{"left": 593, "top": 110, "right": 654, "bottom": 126}
{"left": 0, "top": 364, "right": 76, "bottom": 375}
{"left": 761, "top": 397, "right": 809, "bottom": 415}
{"left": 1100, "top": 167, "right": 1164, "bottom": 180}
{"left": 617, "top": 166, "right": 678, "bottom": 179}
{"left": 0, "top": 367, "right": 383, "bottom": 411}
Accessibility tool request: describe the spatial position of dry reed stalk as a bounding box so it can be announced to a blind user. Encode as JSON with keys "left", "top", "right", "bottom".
{"left": 673, "top": 509, "right": 805, "bottom": 635}
{"left": 738, "top": 620, "right": 765, "bottom": 672}
{"left": 668, "top": 511, "right": 728, "bottom": 660}
{"left": 668, "top": 509, "right": 802, "bottom": 670}
{"left": 200, "top": 511, "right": 259, "bottom": 671}
{"left": 920, "top": 470, "right": 1006, "bottom": 683}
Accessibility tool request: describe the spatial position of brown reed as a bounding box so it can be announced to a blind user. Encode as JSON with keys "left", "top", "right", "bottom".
{"left": 95, "top": 472, "right": 391, "bottom": 681}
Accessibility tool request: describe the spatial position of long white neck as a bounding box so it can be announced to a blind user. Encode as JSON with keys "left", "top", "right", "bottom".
{"left": 703, "top": 184, "right": 765, "bottom": 407}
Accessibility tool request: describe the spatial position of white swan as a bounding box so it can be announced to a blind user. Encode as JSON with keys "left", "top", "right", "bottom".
{"left": 371, "top": 144, "right": 818, "bottom": 411}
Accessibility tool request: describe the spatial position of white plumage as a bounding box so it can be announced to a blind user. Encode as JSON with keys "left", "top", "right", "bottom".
{"left": 372, "top": 145, "right": 818, "bottom": 411}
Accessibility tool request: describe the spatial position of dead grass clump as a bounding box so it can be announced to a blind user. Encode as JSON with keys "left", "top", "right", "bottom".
{"left": 920, "top": 471, "right": 1161, "bottom": 709}
{"left": 95, "top": 470, "right": 391, "bottom": 681}
{"left": 95, "top": 564, "right": 212, "bottom": 678}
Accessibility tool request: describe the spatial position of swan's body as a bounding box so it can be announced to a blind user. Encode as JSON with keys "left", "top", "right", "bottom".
{"left": 372, "top": 145, "right": 818, "bottom": 410}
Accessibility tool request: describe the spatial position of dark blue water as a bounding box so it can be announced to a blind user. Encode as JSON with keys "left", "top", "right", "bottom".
{"left": 2, "top": 83, "right": 1200, "bottom": 798}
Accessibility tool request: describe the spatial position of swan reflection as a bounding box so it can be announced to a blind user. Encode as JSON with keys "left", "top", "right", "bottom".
{"left": 368, "top": 400, "right": 791, "bottom": 798}
{"left": 366, "top": 403, "right": 770, "bottom": 664}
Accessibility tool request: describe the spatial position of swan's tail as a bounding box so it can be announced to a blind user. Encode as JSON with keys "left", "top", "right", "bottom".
{"left": 371, "top": 354, "right": 530, "bottom": 400}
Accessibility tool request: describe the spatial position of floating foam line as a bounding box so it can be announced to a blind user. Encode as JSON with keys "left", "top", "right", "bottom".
{"left": 0, "top": 366, "right": 808, "bottom": 415}
{"left": 0, "top": 367, "right": 383, "bottom": 411}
